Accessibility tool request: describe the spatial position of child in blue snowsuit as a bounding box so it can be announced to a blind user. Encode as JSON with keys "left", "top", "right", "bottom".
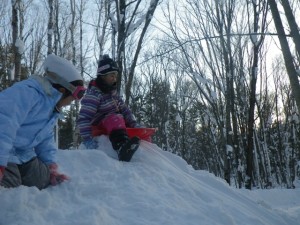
{"left": 0, "top": 54, "right": 86, "bottom": 189}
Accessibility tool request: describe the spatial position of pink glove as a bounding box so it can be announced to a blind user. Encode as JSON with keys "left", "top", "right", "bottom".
{"left": 0, "top": 166, "right": 5, "bottom": 182}
{"left": 49, "top": 164, "right": 69, "bottom": 186}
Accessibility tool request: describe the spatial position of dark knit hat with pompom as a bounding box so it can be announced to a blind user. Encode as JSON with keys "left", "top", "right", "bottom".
{"left": 97, "top": 54, "right": 119, "bottom": 76}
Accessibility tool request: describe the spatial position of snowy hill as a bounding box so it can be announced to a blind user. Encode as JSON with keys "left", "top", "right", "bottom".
{"left": 1, "top": 136, "right": 299, "bottom": 225}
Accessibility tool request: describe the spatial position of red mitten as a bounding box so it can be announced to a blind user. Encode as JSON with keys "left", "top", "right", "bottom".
{"left": 0, "top": 166, "right": 5, "bottom": 182}
{"left": 48, "top": 164, "right": 69, "bottom": 186}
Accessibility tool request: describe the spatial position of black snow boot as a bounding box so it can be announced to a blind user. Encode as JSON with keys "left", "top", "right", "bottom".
{"left": 109, "top": 129, "right": 140, "bottom": 162}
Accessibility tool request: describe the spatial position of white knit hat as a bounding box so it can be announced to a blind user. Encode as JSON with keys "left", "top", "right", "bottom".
{"left": 43, "top": 54, "right": 82, "bottom": 82}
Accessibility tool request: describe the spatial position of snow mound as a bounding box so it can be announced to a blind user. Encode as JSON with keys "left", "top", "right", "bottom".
{"left": 0, "top": 135, "right": 299, "bottom": 225}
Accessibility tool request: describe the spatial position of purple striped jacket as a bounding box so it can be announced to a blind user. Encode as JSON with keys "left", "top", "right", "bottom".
{"left": 77, "top": 83, "right": 137, "bottom": 141}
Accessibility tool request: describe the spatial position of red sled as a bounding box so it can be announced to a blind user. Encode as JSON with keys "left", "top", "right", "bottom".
{"left": 92, "top": 126, "right": 157, "bottom": 142}
{"left": 126, "top": 128, "right": 157, "bottom": 142}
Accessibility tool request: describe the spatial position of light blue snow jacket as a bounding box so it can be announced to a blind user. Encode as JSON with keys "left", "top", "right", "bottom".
{"left": 0, "top": 76, "right": 62, "bottom": 167}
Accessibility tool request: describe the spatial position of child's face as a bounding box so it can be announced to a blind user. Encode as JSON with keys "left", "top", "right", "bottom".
{"left": 102, "top": 72, "right": 118, "bottom": 86}
{"left": 56, "top": 94, "right": 75, "bottom": 109}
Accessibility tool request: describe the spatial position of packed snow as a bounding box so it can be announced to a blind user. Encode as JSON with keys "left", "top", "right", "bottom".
{"left": 1, "top": 135, "right": 299, "bottom": 225}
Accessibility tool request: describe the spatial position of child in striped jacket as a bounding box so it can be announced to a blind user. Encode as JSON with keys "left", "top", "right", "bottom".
{"left": 77, "top": 55, "right": 140, "bottom": 162}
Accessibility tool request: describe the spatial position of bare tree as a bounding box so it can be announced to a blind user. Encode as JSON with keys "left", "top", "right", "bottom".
{"left": 280, "top": 0, "right": 300, "bottom": 62}
{"left": 156, "top": 0, "right": 283, "bottom": 188}
{"left": 268, "top": 0, "right": 300, "bottom": 114}
{"left": 93, "top": 0, "right": 110, "bottom": 59}
{"left": 110, "top": 0, "right": 160, "bottom": 104}
{"left": 11, "top": 0, "right": 22, "bottom": 81}
{"left": 47, "top": 0, "right": 54, "bottom": 54}
{"left": 244, "top": 0, "right": 268, "bottom": 190}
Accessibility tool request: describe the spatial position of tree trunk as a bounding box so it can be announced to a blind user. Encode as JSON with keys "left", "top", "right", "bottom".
{"left": 280, "top": 0, "right": 300, "bottom": 59}
{"left": 47, "top": 0, "right": 54, "bottom": 55}
{"left": 11, "top": 0, "right": 22, "bottom": 81}
{"left": 116, "top": 0, "right": 126, "bottom": 93}
{"left": 268, "top": 0, "right": 300, "bottom": 114}
{"left": 125, "top": 0, "right": 160, "bottom": 104}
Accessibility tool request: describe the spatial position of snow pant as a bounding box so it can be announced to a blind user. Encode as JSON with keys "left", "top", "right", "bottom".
{"left": 92, "top": 114, "right": 139, "bottom": 158}
{"left": 100, "top": 114, "right": 130, "bottom": 150}
{"left": 95, "top": 114, "right": 129, "bottom": 150}
{"left": 0, "top": 157, "right": 50, "bottom": 190}
{"left": 100, "top": 114, "right": 126, "bottom": 135}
